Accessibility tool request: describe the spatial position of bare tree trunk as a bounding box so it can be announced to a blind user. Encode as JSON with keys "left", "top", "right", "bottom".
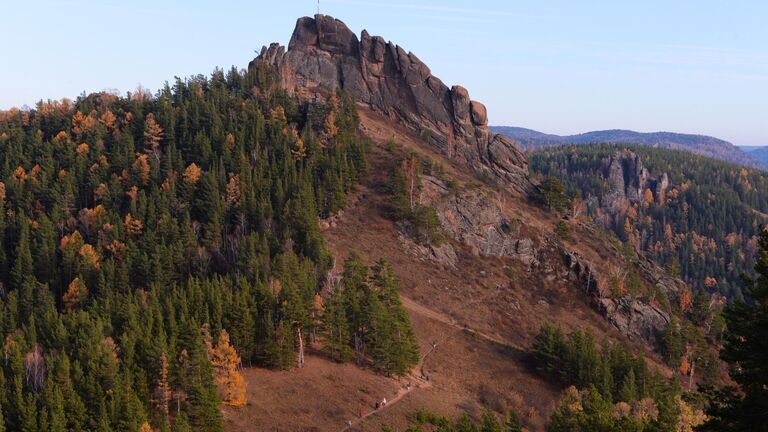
{"left": 297, "top": 327, "right": 305, "bottom": 369}
{"left": 688, "top": 358, "right": 696, "bottom": 392}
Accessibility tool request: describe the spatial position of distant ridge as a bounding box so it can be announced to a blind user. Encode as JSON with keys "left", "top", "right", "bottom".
{"left": 740, "top": 145, "right": 768, "bottom": 167}
{"left": 491, "top": 126, "right": 764, "bottom": 169}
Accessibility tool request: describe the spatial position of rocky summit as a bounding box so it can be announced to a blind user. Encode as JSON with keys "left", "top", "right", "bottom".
{"left": 251, "top": 14, "right": 532, "bottom": 193}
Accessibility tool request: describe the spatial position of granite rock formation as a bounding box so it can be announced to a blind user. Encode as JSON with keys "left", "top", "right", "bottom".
{"left": 598, "top": 150, "right": 670, "bottom": 229}
{"left": 250, "top": 15, "right": 532, "bottom": 193}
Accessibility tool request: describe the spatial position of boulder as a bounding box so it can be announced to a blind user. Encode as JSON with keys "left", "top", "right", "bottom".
{"left": 470, "top": 100, "right": 488, "bottom": 126}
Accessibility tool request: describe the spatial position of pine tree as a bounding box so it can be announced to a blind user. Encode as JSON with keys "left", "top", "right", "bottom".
{"left": 701, "top": 228, "right": 768, "bottom": 430}
{"left": 369, "top": 259, "right": 419, "bottom": 376}
{"left": 503, "top": 411, "right": 522, "bottom": 432}
{"left": 178, "top": 322, "right": 222, "bottom": 432}
{"left": 154, "top": 353, "right": 172, "bottom": 423}
{"left": 320, "top": 287, "right": 353, "bottom": 362}
{"left": 619, "top": 369, "right": 637, "bottom": 402}
{"left": 480, "top": 411, "right": 502, "bottom": 432}
{"left": 10, "top": 211, "right": 33, "bottom": 291}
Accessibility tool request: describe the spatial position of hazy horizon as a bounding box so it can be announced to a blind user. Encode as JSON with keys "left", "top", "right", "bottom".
{"left": 2, "top": 0, "right": 766, "bottom": 145}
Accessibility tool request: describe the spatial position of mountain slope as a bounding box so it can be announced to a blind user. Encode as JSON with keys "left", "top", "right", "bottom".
{"left": 492, "top": 125, "right": 763, "bottom": 169}
{"left": 0, "top": 13, "right": 710, "bottom": 432}
{"left": 235, "top": 15, "right": 704, "bottom": 431}
{"left": 529, "top": 143, "right": 768, "bottom": 300}
{"left": 741, "top": 146, "right": 768, "bottom": 167}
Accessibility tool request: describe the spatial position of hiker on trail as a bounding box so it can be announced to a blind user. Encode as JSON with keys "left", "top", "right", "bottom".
{"left": 382, "top": 397, "right": 387, "bottom": 406}
{"left": 347, "top": 420, "right": 353, "bottom": 428}
{"left": 359, "top": 407, "right": 363, "bottom": 417}
{"left": 375, "top": 401, "right": 380, "bottom": 409}
{"left": 432, "top": 341, "right": 437, "bottom": 350}
{"left": 406, "top": 382, "right": 411, "bottom": 390}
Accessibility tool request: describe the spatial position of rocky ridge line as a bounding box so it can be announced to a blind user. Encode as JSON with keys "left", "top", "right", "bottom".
{"left": 250, "top": 14, "right": 532, "bottom": 193}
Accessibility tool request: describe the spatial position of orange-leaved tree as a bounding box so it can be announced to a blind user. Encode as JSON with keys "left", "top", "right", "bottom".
{"left": 204, "top": 326, "right": 247, "bottom": 406}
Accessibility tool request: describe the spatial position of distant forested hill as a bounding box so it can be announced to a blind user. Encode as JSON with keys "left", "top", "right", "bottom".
{"left": 493, "top": 126, "right": 763, "bottom": 169}
{"left": 740, "top": 145, "right": 768, "bottom": 167}
{"left": 529, "top": 143, "right": 768, "bottom": 300}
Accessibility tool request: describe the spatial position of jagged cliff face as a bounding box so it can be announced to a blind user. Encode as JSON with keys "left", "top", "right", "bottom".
{"left": 598, "top": 150, "right": 670, "bottom": 228}
{"left": 251, "top": 15, "right": 681, "bottom": 350}
{"left": 251, "top": 15, "right": 532, "bottom": 193}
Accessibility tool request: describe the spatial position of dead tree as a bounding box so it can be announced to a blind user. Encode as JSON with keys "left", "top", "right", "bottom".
{"left": 296, "top": 326, "right": 305, "bottom": 369}
{"left": 24, "top": 344, "right": 46, "bottom": 393}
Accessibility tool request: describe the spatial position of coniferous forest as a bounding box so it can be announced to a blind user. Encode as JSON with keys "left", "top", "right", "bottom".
{"left": 529, "top": 143, "right": 768, "bottom": 300}
{"left": 0, "top": 64, "right": 418, "bottom": 431}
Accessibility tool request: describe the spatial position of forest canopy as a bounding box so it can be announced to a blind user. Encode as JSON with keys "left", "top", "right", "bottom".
{"left": 0, "top": 63, "right": 421, "bottom": 431}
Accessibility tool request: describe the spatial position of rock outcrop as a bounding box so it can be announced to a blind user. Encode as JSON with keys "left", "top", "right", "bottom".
{"left": 599, "top": 150, "right": 670, "bottom": 229}
{"left": 419, "top": 176, "right": 540, "bottom": 267}
{"left": 564, "top": 250, "right": 681, "bottom": 347}
{"left": 251, "top": 15, "right": 532, "bottom": 193}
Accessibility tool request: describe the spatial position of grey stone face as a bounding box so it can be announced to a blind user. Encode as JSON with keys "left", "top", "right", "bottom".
{"left": 250, "top": 15, "right": 533, "bottom": 194}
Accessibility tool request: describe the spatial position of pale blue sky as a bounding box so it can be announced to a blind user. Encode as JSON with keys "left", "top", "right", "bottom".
{"left": 2, "top": 0, "right": 767, "bottom": 145}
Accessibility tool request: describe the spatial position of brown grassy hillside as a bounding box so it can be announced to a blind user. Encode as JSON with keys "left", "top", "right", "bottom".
{"left": 224, "top": 108, "right": 675, "bottom": 432}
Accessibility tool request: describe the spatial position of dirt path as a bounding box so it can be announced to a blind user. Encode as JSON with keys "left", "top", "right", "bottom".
{"left": 341, "top": 295, "right": 525, "bottom": 431}
{"left": 400, "top": 296, "right": 523, "bottom": 350}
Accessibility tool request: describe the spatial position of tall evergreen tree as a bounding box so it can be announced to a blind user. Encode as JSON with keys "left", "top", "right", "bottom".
{"left": 700, "top": 228, "right": 768, "bottom": 431}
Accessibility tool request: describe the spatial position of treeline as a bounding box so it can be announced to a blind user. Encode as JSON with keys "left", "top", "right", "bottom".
{"left": 529, "top": 143, "right": 768, "bottom": 300}
{"left": 323, "top": 253, "right": 419, "bottom": 376}
{"left": 0, "top": 59, "right": 405, "bottom": 432}
{"left": 385, "top": 150, "right": 444, "bottom": 246}
{"left": 533, "top": 324, "right": 703, "bottom": 431}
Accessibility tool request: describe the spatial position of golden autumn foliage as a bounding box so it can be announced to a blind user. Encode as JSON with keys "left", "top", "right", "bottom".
{"left": 126, "top": 185, "right": 139, "bottom": 202}
{"left": 138, "top": 422, "right": 152, "bottom": 432}
{"left": 316, "top": 94, "right": 341, "bottom": 148}
{"left": 132, "top": 154, "right": 150, "bottom": 185}
{"left": 106, "top": 240, "right": 127, "bottom": 260}
{"left": 76, "top": 143, "right": 89, "bottom": 155}
{"left": 143, "top": 113, "right": 164, "bottom": 159}
{"left": 36, "top": 98, "right": 73, "bottom": 117}
{"left": 704, "top": 276, "right": 717, "bottom": 288}
{"left": 124, "top": 213, "right": 143, "bottom": 236}
{"left": 78, "top": 205, "right": 107, "bottom": 230}
{"left": 60, "top": 231, "right": 84, "bottom": 252}
{"left": 679, "top": 285, "right": 693, "bottom": 313}
{"left": 676, "top": 396, "right": 706, "bottom": 432}
{"left": 99, "top": 110, "right": 117, "bottom": 130}
{"left": 290, "top": 128, "right": 307, "bottom": 160}
{"left": 53, "top": 131, "right": 70, "bottom": 144}
{"left": 79, "top": 244, "right": 101, "bottom": 270}
{"left": 204, "top": 327, "right": 247, "bottom": 407}
{"left": 183, "top": 163, "right": 202, "bottom": 184}
{"left": 0, "top": 182, "right": 5, "bottom": 201}
{"left": 679, "top": 356, "right": 691, "bottom": 376}
{"left": 71, "top": 110, "right": 98, "bottom": 137}
{"left": 13, "top": 166, "right": 27, "bottom": 184}
{"left": 642, "top": 188, "right": 654, "bottom": 207}
{"left": 632, "top": 398, "right": 659, "bottom": 422}
{"left": 226, "top": 175, "right": 241, "bottom": 207}
{"left": 63, "top": 277, "right": 88, "bottom": 310}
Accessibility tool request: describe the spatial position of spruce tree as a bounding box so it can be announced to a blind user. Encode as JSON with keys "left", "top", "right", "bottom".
{"left": 321, "top": 287, "right": 353, "bottom": 363}
{"left": 701, "top": 228, "right": 768, "bottom": 430}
